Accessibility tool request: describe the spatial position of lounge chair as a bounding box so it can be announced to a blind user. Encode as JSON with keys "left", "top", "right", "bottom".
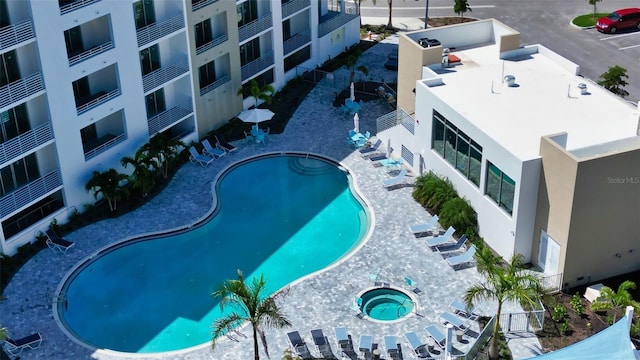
{"left": 359, "top": 139, "right": 382, "bottom": 156}
{"left": 311, "top": 329, "right": 335, "bottom": 358}
{"left": 440, "top": 311, "right": 470, "bottom": 331}
{"left": 404, "top": 332, "right": 430, "bottom": 358}
{"left": 445, "top": 245, "right": 477, "bottom": 269}
{"left": 45, "top": 229, "right": 74, "bottom": 254}
{"left": 449, "top": 299, "right": 482, "bottom": 320}
{"left": 408, "top": 215, "right": 440, "bottom": 236}
{"left": 334, "top": 327, "right": 352, "bottom": 355}
{"left": 368, "top": 153, "right": 387, "bottom": 163}
{"left": 358, "top": 334, "right": 373, "bottom": 356}
{"left": 425, "top": 226, "right": 455, "bottom": 248}
{"left": 201, "top": 139, "right": 226, "bottom": 159}
{"left": 3, "top": 332, "right": 42, "bottom": 359}
{"left": 384, "top": 335, "right": 399, "bottom": 359}
{"left": 214, "top": 133, "right": 237, "bottom": 153}
{"left": 382, "top": 168, "right": 408, "bottom": 189}
{"left": 435, "top": 234, "right": 468, "bottom": 253}
{"left": 404, "top": 276, "right": 423, "bottom": 295}
{"left": 424, "top": 324, "right": 446, "bottom": 349}
{"left": 287, "top": 331, "right": 312, "bottom": 359}
{"left": 188, "top": 146, "right": 214, "bottom": 167}
{"left": 368, "top": 268, "right": 380, "bottom": 283}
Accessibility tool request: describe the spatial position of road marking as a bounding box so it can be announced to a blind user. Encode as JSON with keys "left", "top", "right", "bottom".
{"left": 600, "top": 32, "right": 640, "bottom": 41}
{"left": 618, "top": 44, "right": 640, "bottom": 50}
{"left": 359, "top": 5, "right": 496, "bottom": 10}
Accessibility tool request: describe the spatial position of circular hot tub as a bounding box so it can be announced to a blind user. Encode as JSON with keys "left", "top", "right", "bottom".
{"left": 359, "top": 287, "right": 416, "bottom": 322}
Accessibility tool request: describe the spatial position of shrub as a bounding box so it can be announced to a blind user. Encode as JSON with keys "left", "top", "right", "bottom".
{"left": 411, "top": 172, "right": 457, "bottom": 213}
{"left": 439, "top": 197, "right": 477, "bottom": 235}
{"left": 560, "top": 319, "right": 571, "bottom": 335}
{"left": 570, "top": 292, "right": 584, "bottom": 316}
{"left": 552, "top": 304, "right": 567, "bottom": 322}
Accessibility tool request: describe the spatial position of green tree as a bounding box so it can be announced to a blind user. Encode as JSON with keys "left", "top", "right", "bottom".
{"left": 464, "top": 248, "right": 543, "bottom": 360}
{"left": 0, "top": 324, "right": 7, "bottom": 341}
{"left": 345, "top": 49, "right": 369, "bottom": 84}
{"left": 587, "top": 0, "right": 602, "bottom": 18}
{"left": 597, "top": 65, "right": 629, "bottom": 97}
{"left": 591, "top": 280, "right": 640, "bottom": 322}
{"left": 238, "top": 79, "right": 275, "bottom": 109}
{"left": 141, "top": 133, "right": 184, "bottom": 180}
{"left": 212, "top": 270, "right": 291, "bottom": 360}
{"left": 453, "top": 0, "right": 472, "bottom": 22}
{"left": 85, "top": 169, "right": 128, "bottom": 212}
{"left": 121, "top": 149, "right": 156, "bottom": 198}
{"left": 439, "top": 197, "right": 477, "bottom": 235}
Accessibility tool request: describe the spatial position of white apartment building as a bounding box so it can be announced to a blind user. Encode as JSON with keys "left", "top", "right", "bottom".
{"left": 0, "top": 0, "right": 360, "bottom": 255}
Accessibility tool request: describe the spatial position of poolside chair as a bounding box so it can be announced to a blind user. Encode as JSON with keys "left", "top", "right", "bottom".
{"left": 449, "top": 299, "right": 482, "bottom": 321}
{"left": 425, "top": 226, "right": 455, "bottom": 248}
{"left": 404, "top": 276, "right": 423, "bottom": 295}
{"left": 368, "top": 153, "right": 387, "bottom": 163}
{"left": 188, "top": 146, "right": 214, "bottom": 167}
{"left": 45, "top": 229, "right": 74, "bottom": 254}
{"left": 359, "top": 139, "right": 382, "bottom": 156}
{"left": 3, "top": 332, "right": 42, "bottom": 359}
{"left": 435, "top": 234, "right": 468, "bottom": 253}
{"left": 408, "top": 214, "right": 440, "bottom": 236}
{"left": 424, "top": 324, "right": 446, "bottom": 349}
{"left": 368, "top": 268, "right": 380, "bottom": 283}
{"left": 351, "top": 296, "right": 364, "bottom": 318}
{"left": 382, "top": 168, "right": 408, "bottom": 189}
{"left": 334, "top": 327, "right": 352, "bottom": 355}
{"left": 214, "top": 133, "right": 237, "bottom": 153}
{"left": 201, "top": 139, "right": 226, "bottom": 159}
{"left": 404, "top": 332, "right": 430, "bottom": 358}
{"left": 311, "top": 329, "right": 335, "bottom": 358}
{"left": 358, "top": 334, "right": 373, "bottom": 356}
{"left": 287, "top": 331, "right": 312, "bottom": 359}
{"left": 384, "top": 335, "right": 399, "bottom": 359}
{"left": 445, "top": 245, "right": 477, "bottom": 269}
{"left": 440, "top": 311, "right": 471, "bottom": 332}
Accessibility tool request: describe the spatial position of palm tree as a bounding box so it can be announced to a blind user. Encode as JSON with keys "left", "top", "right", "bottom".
{"left": 121, "top": 149, "right": 156, "bottom": 198}
{"left": 141, "top": 133, "right": 184, "bottom": 180}
{"left": 85, "top": 169, "right": 128, "bottom": 212}
{"left": 464, "top": 248, "right": 543, "bottom": 360}
{"left": 591, "top": 280, "right": 640, "bottom": 322}
{"left": 238, "top": 79, "right": 275, "bottom": 109}
{"left": 212, "top": 270, "right": 291, "bottom": 360}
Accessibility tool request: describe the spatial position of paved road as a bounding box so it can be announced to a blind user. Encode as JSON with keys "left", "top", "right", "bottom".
{"left": 357, "top": 0, "right": 640, "bottom": 102}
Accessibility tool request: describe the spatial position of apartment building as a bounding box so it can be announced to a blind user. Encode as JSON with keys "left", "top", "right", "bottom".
{"left": 0, "top": 0, "right": 359, "bottom": 255}
{"left": 382, "top": 19, "right": 640, "bottom": 289}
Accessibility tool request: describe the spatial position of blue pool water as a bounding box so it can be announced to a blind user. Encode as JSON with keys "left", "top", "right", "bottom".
{"left": 57, "top": 154, "right": 368, "bottom": 353}
{"left": 361, "top": 288, "right": 414, "bottom": 321}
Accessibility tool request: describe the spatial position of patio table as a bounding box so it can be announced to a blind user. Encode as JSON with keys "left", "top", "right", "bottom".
{"left": 345, "top": 99, "right": 362, "bottom": 114}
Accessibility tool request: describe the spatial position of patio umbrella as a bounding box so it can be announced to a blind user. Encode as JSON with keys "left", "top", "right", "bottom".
{"left": 238, "top": 108, "right": 275, "bottom": 125}
{"left": 353, "top": 113, "right": 359, "bottom": 133}
{"left": 350, "top": 82, "right": 355, "bottom": 101}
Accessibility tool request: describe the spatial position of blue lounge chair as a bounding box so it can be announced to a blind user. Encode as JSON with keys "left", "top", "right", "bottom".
{"left": 424, "top": 325, "right": 446, "bottom": 349}
{"left": 440, "top": 311, "right": 470, "bottom": 331}
{"left": 435, "top": 234, "right": 468, "bottom": 253}
{"left": 404, "top": 332, "right": 430, "bottom": 358}
{"left": 408, "top": 215, "right": 440, "bottom": 236}
{"left": 382, "top": 168, "right": 408, "bottom": 189}
{"left": 334, "top": 327, "right": 351, "bottom": 354}
{"left": 201, "top": 139, "right": 226, "bottom": 159}
{"left": 368, "top": 153, "right": 387, "bottom": 163}
{"left": 425, "top": 226, "right": 455, "bottom": 248}
{"left": 358, "top": 334, "right": 373, "bottom": 355}
{"left": 3, "top": 332, "right": 42, "bottom": 359}
{"left": 287, "top": 331, "right": 312, "bottom": 359}
{"left": 359, "top": 139, "right": 382, "bottom": 156}
{"left": 445, "top": 245, "right": 477, "bottom": 269}
{"left": 311, "top": 329, "right": 334, "bottom": 358}
{"left": 214, "top": 133, "right": 237, "bottom": 153}
{"left": 45, "top": 229, "right": 74, "bottom": 254}
{"left": 449, "top": 299, "right": 482, "bottom": 320}
{"left": 188, "top": 146, "right": 214, "bottom": 167}
{"left": 384, "top": 335, "right": 398, "bottom": 359}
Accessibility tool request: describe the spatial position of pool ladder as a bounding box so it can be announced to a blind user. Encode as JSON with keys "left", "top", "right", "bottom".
{"left": 45, "top": 288, "right": 68, "bottom": 310}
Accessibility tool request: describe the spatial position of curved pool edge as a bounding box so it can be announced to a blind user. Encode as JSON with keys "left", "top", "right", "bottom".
{"left": 355, "top": 285, "right": 421, "bottom": 324}
{"left": 53, "top": 151, "right": 376, "bottom": 358}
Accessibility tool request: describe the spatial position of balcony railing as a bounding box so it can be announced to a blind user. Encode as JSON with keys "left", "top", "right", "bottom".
{"left": 68, "top": 41, "right": 114, "bottom": 66}
{"left": 136, "top": 13, "right": 184, "bottom": 48}
{"left": 0, "top": 170, "right": 62, "bottom": 218}
{"left": 196, "top": 33, "right": 227, "bottom": 55}
{"left": 282, "top": 0, "right": 310, "bottom": 18}
{"left": 142, "top": 63, "right": 189, "bottom": 93}
{"left": 283, "top": 30, "right": 311, "bottom": 55}
{"left": 84, "top": 133, "right": 126, "bottom": 160}
{"left": 147, "top": 104, "right": 193, "bottom": 136}
{"left": 0, "top": 122, "right": 53, "bottom": 165}
{"left": 76, "top": 88, "right": 121, "bottom": 115}
{"left": 59, "top": 0, "right": 101, "bottom": 15}
{"left": 0, "top": 73, "right": 45, "bottom": 109}
{"left": 238, "top": 13, "right": 272, "bottom": 43}
{"left": 192, "top": 0, "right": 219, "bottom": 12}
{"left": 241, "top": 52, "right": 274, "bottom": 81}
{"left": 318, "top": 12, "right": 358, "bottom": 38}
{"left": 0, "top": 19, "right": 35, "bottom": 51}
{"left": 199, "top": 74, "right": 230, "bottom": 96}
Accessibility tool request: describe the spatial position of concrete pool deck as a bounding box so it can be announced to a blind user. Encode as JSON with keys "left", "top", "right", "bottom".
{"left": 0, "top": 36, "right": 543, "bottom": 360}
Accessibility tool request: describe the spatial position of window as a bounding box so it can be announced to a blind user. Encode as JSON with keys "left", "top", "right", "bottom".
{"left": 133, "top": 0, "right": 155, "bottom": 30}
{"left": 0, "top": 103, "right": 31, "bottom": 144}
{"left": 2, "top": 192, "right": 64, "bottom": 239}
{"left": 145, "top": 88, "right": 166, "bottom": 118}
{"left": 485, "top": 162, "right": 515, "bottom": 215}
{"left": 0, "top": 0, "right": 10, "bottom": 28}
{"left": 284, "top": 45, "right": 310, "bottom": 72}
{"left": 0, "top": 153, "right": 40, "bottom": 197}
{"left": 239, "top": 38, "right": 260, "bottom": 66}
{"left": 431, "top": 110, "right": 482, "bottom": 187}
{"left": 199, "top": 61, "right": 216, "bottom": 89}
{"left": 0, "top": 50, "right": 20, "bottom": 86}
{"left": 64, "top": 25, "right": 84, "bottom": 57}
{"left": 195, "top": 19, "right": 212, "bottom": 48}
{"left": 237, "top": 0, "right": 258, "bottom": 27}
{"left": 140, "top": 44, "right": 160, "bottom": 76}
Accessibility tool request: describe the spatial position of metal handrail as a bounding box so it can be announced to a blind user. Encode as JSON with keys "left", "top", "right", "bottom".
{"left": 0, "top": 72, "right": 45, "bottom": 109}
{"left": 199, "top": 74, "right": 230, "bottom": 96}
{"left": 192, "top": 0, "right": 219, "bottom": 12}
{"left": 142, "top": 62, "right": 189, "bottom": 93}
{"left": 0, "top": 19, "right": 35, "bottom": 51}
{"left": 136, "top": 13, "right": 184, "bottom": 48}
{"left": 283, "top": 30, "right": 311, "bottom": 55}
{"left": 68, "top": 41, "right": 114, "bottom": 66}
{"left": 0, "top": 122, "right": 53, "bottom": 164}
{"left": 59, "top": 0, "right": 101, "bottom": 15}
{"left": 196, "top": 33, "right": 227, "bottom": 55}
{"left": 147, "top": 104, "right": 193, "bottom": 136}
{"left": 241, "top": 52, "right": 274, "bottom": 81}
{"left": 318, "top": 12, "right": 358, "bottom": 38}
{"left": 238, "top": 13, "right": 272, "bottom": 43}
{"left": 84, "top": 133, "right": 126, "bottom": 160}
{"left": 0, "top": 170, "right": 62, "bottom": 218}
{"left": 282, "top": 0, "right": 310, "bottom": 18}
{"left": 76, "top": 88, "right": 121, "bottom": 115}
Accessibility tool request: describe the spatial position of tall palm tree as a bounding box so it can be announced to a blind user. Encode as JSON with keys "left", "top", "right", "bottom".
{"left": 121, "top": 149, "right": 156, "bottom": 198}
{"left": 141, "top": 133, "right": 184, "bottom": 180}
{"left": 464, "top": 248, "right": 543, "bottom": 360}
{"left": 238, "top": 79, "right": 275, "bottom": 109}
{"left": 85, "top": 169, "right": 128, "bottom": 212}
{"left": 212, "top": 270, "right": 291, "bottom": 360}
{"left": 591, "top": 280, "right": 640, "bottom": 322}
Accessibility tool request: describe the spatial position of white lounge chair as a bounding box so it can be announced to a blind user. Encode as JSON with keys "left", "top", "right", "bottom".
{"left": 449, "top": 299, "right": 482, "bottom": 320}
{"left": 384, "top": 335, "right": 399, "bottom": 359}
{"left": 424, "top": 325, "right": 446, "bottom": 349}
{"left": 3, "top": 332, "right": 42, "bottom": 359}
{"left": 425, "top": 226, "right": 455, "bottom": 248}
{"left": 334, "top": 327, "right": 351, "bottom": 355}
{"left": 404, "top": 332, "right": 430, "bottom": 358}
{"left": 188, "top": 146, "right": 214, "bottom": 167}
{"left": 45, "top": 229, "right": 74, "bottom": 254}
{"left": 201, "top": 139, "right": 226, "bottom": 159}
{"left": 445, "top": 245, "right": 477, "bottom": 269}
{"left": 358, "top": 334, "right": 373, "bottom": 356}
{"left": 435, "top": 234, "right": 468, "bottom": 253}
{"left": 440, "top": 311, "right": 471, "bottom": 331}
{"left": 408, "top": 214, "right": 440, "bottom": 236}
{"left": 382, "top": 168, "right": 408, "bottom": 189}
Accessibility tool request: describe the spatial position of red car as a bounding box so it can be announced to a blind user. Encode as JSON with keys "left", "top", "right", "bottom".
{"left": 596, "top": 8, "right": 640, "bottom": 33}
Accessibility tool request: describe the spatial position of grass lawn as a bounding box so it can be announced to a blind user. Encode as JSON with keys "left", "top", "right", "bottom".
{"left": 572, "top": 13, "right": 608, "bottom": 27}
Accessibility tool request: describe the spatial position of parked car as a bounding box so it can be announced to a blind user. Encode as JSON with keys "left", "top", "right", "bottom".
{"left": 596, "top": 8, "right": 640, "bottom": 33}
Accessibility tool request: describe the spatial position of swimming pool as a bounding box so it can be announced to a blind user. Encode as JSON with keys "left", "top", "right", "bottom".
{"left": 360, "top": 288, "right": 415, "bottom": 321}
{"left": 56, "top": 154, "right": 368, "bottom": 353}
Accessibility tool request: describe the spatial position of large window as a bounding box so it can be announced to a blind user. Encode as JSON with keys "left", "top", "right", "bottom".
{"left": 0, "top": 104, "right": 31, "bottom": 144}
{"left": 198, "top": 61, "right": 216, "bottom": 90}
{"left": 486, "top": 162, "right": 515, "bottom": 215}
{"left": 133, "top": 0, "right": 155, "bottom": 30}
{"left": 0, "top": 153, "right": 39, "bottom": 197}
{"left": 145, "top": 88, "right": 166, "bottom": 118}
{"left": 432, "top": 110, "right": 482, "bottom": 186}
{"left": 0, "top": 50, "right": 20, "bottom": 86}
{"left": 237, "top": 0, "right": 258, "bottom": 27}
{"left": 140, "top": 44, "right": 160, "bottom": 76}
{"left": 240, "top": 38, "right": 261, "bottom": 66}
{"left": 194, "top": 19, "right": 212, "bottom": 48}
{"left": 284, "top": 45, "right": 310, "bottom": 72}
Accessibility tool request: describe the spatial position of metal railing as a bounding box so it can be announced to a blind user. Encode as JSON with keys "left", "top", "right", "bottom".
{"left": 282, "top": 0, "right": 310, "bottom": 18}
{"left": 241, "top": 52, "right": 274, "bottom": 81}
{"left": 499, "top": 300, "right": 545, "bottom": 333}
{"left": 84, "top": 133, "right": 126, "bottom": 160}
{"left": 0, "top": 72, "right": 45, "bottom": 109}
{"left": 196, "top": 33, "right": 227, "bottom": 55}
{"left": 0, "top": 19, "right": 35, "bottom": 51}
{"left": 238, "top": 13, "right": 272, "bottom": 43}
{"left": 59, "top": 0, "right": 101, "bottom": 15}
{"left": 318, "top": 12, "right": 358, "bottom": 38}
{"left": 199, "top": 74, "right": 230, "bottom": 96}
{"left": 191, "top": 0, "right": 219, "bottom": 12}
{"left": 375, "top": 108, "right": 412, "bottom": 135}
{"left": 76, "top": 88, "right": 121, "bottom": 115}
{"left": 0, "top": 122, "right": 53, "bottom": 164}
{"left": 0, "top": 170, "right": 62, "bottom": 218}
{"left": 136, "top": 13, "right": 184, "bottom": 48}
{"left": 142, "top": 62, "right": 189, "bottom": 93}
{"left": 540, "top": 272, "right": 563, "bottom": 293}
{"left": 283, "top": 30, "right": 311, "bottom": 55}
{"left": 147, "top": 104, "right": 192, "bottom": 136}
{"left": 68, "top": 41, "right": 114, "bottom": 66}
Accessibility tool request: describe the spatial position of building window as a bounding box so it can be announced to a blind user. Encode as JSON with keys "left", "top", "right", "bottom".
{"left": 145, "top": 88, "right": 166, "bottom": 118}
{"left": 431, "top": 110, "right": 482, "bottom": 187}
{"left": 140, "top": 44, "right": 160, "bottom": 76}
{"left": 198, "top": 61, "right": 216, "bottom": 89}
{"left": 284, "top": 45, "right": 310, "bottom": 72}
{"left": 239, "top": 38, "right": 260, "bottom": 66}
{"left": 0, "top": 103, "right": 31, "bottom": 144}
{"left": 2, "top": 192, "right": 64, "bottom": 240}
{"left": 237, "top": 0, "right": 258, "bottom": 27}
{"left": 0, "top": 153, "right": 40, "bottom": 197}
{"left": 195, "top": 19, "right": 213, "bottom": 49}
{"left": 0, "top": 50, "right": 20, "bottom": 86}
{"left": 133, "top": 0, "right": 155, "bottom": 30}
{"left": 486, "top": 162, "right": 515, "bottom": 215}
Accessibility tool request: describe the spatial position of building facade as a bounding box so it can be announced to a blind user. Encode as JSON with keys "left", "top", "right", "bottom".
{"left": 0, "top": 0, "right": 359, "bottom": 255}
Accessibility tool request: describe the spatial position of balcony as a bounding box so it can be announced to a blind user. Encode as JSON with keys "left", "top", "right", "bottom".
{"left": 238, "top": 13, "right": 273, "bottom": 43}
{"left": 0, "top": 123, "right": 53, "bottom": 165}
{"left": 68, "top": 41, "right": 114, "bottom": 66}
{"left": 199, "top": 74, "right": 230, "bottom": 96}
{"left": 76, "top": 88, "right": 121, "bottom": 115}
{"left": 284, "top": 30, "right": 311, "bottom": 56}
{"left": 136, "top": 13, "right": 184, "bottom": 48}
{"left": 196, "top": 34, "right": 227, "bottom": 55}
{"left": 147, "top": 104, "right": 192, "bottom": 136}
{"left": 0, "top": 170, "right": 62, "bottom": 218}
{"left": 84, "top": 133, "right": 126, "bottom": 160}
{"left": 0, "top": 19, "right": 35, "bottom": 51}
{"left": 0, "top": 73, "right": 45, "bottom": 109}
{"left": 318, "top": 12, "right": 358, "bottom": 38}
{"left": 282, "top": 0, "right": 310, "bottom": 19}
{"left": 192, "top": 0, "right": 219, "bottom": 12}
{"left": 59, "top": 0, "right": 101, "bottom": 15}
{"left": 142, "top": 63, "right": 189, "bottom": 93}
{"left": 241, "top": 52, "right": 274, "bottom": 81}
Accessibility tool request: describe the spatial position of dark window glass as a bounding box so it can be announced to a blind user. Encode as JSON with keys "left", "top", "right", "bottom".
{"left": 283, "top": 19, "right": 291, "bottom": 41}
{"left": 140, "top": 44, "right": 160, "bottom": 76}
{"left": 469, "top": 146, "right": 482, "bottom": 186}
{"left": 237, "top": 0, "right": 258, "bottom": 27}
{"left": 284, "top": 45, "right": 310, "bottom": 71}
{"left": 199, "top": 61, "right": 216, "bottom": 89}
{"left": 500, "top": 174, "right": 515, "bottom": 214}
{"left": 133, "top": 0, "right": 155, "bottom": 29}
{"left": 64, "top": 25, "right": 84, "bottom": 57}
{"left": 239, "top": 38, "right": 260, "bottom": 66}
{"left": 444, "top": 126, "right": 457, "bottom": 166}
{"left": 0, "top": 0, "right": 10, "bottom": 28}
{"left": 456, "top": 135, "right": 469, "bottom": 175}
{"left": 432, "top": 114, "right": 445, "bottom": 156}
{"left": 195, "top": 19, "right": 213, "bottom": 48}
{"left": 485, "top": 161, "right": 515, "bottom": 215}
{"left": 72, "top": 76, "right": 91, "bottom": 106}
{"left": 0, "top": 153, "right": 39, "bottom": 196}
{"left": 0, "top": 50, "right": 20, "bottom": 86}
{"left": 145, "top": 88, "right": 166, "bottom": 118}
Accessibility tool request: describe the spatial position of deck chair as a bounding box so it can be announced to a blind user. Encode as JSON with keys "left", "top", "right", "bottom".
{"left": 404, "top": 276, "right": 423, "bottom": 295}
{"left": 214, "top": 133, "right": 237, "bottom": 153}
{"left": 368, "top": 153, "right": 387, "bottom": 164}
{"left": 311, "top": 329, "right": 335, "bottom": 358}
{"left": 382, "top": 168, "right": 408, "bottom": 189}
{"left": 384, "top": 335, "right": 399, "bottom": 359}
{"left": 435, "top": 234, "right": 468, "bottom": 253}
{"left": 351, "top": 297, "right": 364, "bottom": 318}
{"left": 445, "top": 245, "right": 477, "bottom": 269}
{"left": 334, "top": 327, "right": 352, "bottom": 355}
{"left": 424, "top": 325, "right": 446, "bottom": 349}
{"left": 408, "top": 215, "right": 439, "bottom": 236}
{"left": 404, "top": 332, "right": 430, "bottom": 358}
{"left": 440, "top": 311, "right": 471, "bottom": 331}
{"left": 358, "top": 334, "right": 373, "bottom": 356}
{"left": 287, "top": 331, "right": 312, "bottom": 359}
{"left": 3, "top": 332, "right": 42, "bottom": 359}
{"left": 188, "top": 146, "right": 214, "bottom": 167}
{"left": 201, "top": 139, "right": 226, "bottom": 159}
{"left": 449, "top": 299, "right": 482, "bottom": 320}
{"left": 45, "top": 229, "right": 74, "bottom": 254}
{"left": 425, "top": 226, "right": 455, "bottom": 248}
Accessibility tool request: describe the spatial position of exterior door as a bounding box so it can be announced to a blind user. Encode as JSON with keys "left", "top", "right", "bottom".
{"left": 538, "top": 230, "right": 560, "bottom": 274}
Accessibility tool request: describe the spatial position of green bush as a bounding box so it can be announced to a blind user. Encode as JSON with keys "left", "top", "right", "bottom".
{"left": 560, "top": 319, "right": 571, "bottom": 335}
{"left": 552, "top": 304, "right": 567, "bottom": 322}
{"left": 439, "top": 197, "right": 477, "bottom": 236}
{"left": 411, "top": 172, "right": 457, "bottom": 213}
{"left": 570, "top": 292, "right": 584, "bottom": 316}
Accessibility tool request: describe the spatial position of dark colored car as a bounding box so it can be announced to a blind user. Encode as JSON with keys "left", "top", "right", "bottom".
{"left": 596, "top": 8, "right": 640, "bottom": 33}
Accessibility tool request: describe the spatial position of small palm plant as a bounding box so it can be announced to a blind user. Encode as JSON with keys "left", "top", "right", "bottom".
{"left": 591, "top": 280, "right": 640, "bottom": 323}
{"left": 121, "top": 149, "right": 157, "bottom": 198}
{"left": 141, "top": 133, "right": 184, "bottom": 180}
{"left": 85, "top": 169, "right": 128, "bottom": 212}
{"left": 238, "top": 79, "right": 275, "bottom": 109}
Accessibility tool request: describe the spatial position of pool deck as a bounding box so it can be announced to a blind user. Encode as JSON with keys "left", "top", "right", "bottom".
{"left": 0, "top": 36, "right": 543, "bottom": 360}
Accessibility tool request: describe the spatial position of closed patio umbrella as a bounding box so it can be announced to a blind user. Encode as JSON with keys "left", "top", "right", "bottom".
{"left": 350, "top": 82, "right": 355, "bottom": 101}
{"left": 353, "top": 113, "right": 359, "bottom": 133}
